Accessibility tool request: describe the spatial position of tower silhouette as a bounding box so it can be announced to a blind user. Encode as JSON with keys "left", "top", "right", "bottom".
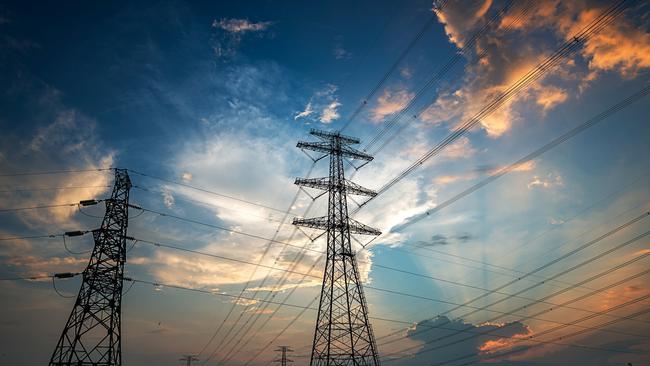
{"left": 49, "top": 169, "right": 132, "bottom": 366}
{"left": 273, "top": 346, "right": 293, "bottom": 366}
{"left": 293, "top": 129, "right": 381, "bottom": 366}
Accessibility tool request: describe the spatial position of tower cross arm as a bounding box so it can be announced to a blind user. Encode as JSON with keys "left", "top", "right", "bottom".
{"left": 295, "top": 177, "right": 330, "bottom": 191}
{"left": 309, "top": 128, "right": 360, "bottom": 144}
{"left": 344, "top": 179, "right": 377, "bottom": 197}
{"left": 295, "top": 178, "right": 377, "bottom": 197}
{"left": 292, "top": 216, "right": 381, "bottom": 236}
{"left": 348, "top": 217, "right": 382, "bottom": 236}
{"left": 292, "top": 216, "right": 328, "bottom": 231}
{"left": 297, "top": 141, "right": 374, "bottom": 161}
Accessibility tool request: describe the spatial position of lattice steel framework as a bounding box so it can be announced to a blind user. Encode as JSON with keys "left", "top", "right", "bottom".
{"left": 49, "top": 169, "right": 132, "bottom": 366}
{"left": 293, "top": 129, "right": 381, "bottom": 366}
{"left": 273, "top": 346, "right": 293, "bottom": 366}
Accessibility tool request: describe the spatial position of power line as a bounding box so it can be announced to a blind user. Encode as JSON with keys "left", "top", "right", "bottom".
{"left": 124, "top": 274, "right": 650, "bottom": 362}
{"left": 378, "top": 225, "right": 650, "bottom": 360}
{"left": 356, "top": 0, "right": 629, "bottom": 210}
{"left": 339, "top": 5, "right": 446, "bottom": 131}
{"left": 127, "top": 168, "right": 289, "bottom": 214}
{"left": 429, "top": 292, "right": 650, "bottom": 366}
{"left": 196, "top": 163, "right": 319, "bottom": 364}
{"left": 0, "top": 168, "right": 113, "bottom": 178}
{"left": 393, "top": 85, "right": 650, "bottom": 231}
{"left": 332, "top": 210, "right": 649, "bottom": 355}
{"left": 130, "top": 237, "right": 320, "bottom": 279}
{"left": 132, "top": 184, "right": 295, "bottom": 224}
{"left": 0, "top": 202, "right": 92, "bottom": 213}
{"left": 0, "top": 185, "right": 111, "bottom": 193}
{"left": 362, "top": 0, "right": 524, "bottom": 151}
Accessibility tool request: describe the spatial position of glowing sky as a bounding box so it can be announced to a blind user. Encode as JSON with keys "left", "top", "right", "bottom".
{"left": 1, "top": 0, "right": 649, "bottom": 365}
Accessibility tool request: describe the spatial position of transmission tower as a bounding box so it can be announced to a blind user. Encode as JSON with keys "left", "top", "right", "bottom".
{"left": 49, "top": 169, "right": 132, "bottom": 366}
{"left": 179, "top": 354, "right": 199, "bottom": 366}
{"left": 293, "top": 129, "right": 381, "bottom": 366}
{"left": 273, "top": 346, "right": 294, "bottom": 366}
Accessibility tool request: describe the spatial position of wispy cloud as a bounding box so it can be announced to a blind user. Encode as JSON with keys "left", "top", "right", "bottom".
{"left": 295, "top": 84, "right": 342, "bottom": 124}
{"left": 212, "top": 18, "right": 272, "bottom": 34}
{"left": 211, "top": 18, "right": 273, "bottom": 59}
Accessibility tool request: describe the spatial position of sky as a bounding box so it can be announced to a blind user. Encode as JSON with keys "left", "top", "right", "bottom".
{"left": 0, "top": 0, "right": 649, "bottom": 365}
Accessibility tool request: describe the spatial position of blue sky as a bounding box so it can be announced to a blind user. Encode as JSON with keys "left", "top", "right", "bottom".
{"left": 1, "top": 0, "right": 649, "bottom": 365}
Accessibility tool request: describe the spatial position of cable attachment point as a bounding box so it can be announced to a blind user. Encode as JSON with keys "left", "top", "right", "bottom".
{"left": 79, "top": 199, "right": 99, "bottom": 206}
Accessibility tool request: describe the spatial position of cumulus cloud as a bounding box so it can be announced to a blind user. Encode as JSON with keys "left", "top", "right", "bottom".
{"left": 389, "top": 316, "right": 532, "bottom": 366}
{"left": 320, "top": 100, "right": 341, "bottom": 123}
{"left": 426, "top": 0, "right": 650, "bottom": 137}
{"left": 372, "top": 88, "right": 415, "bottom": 122}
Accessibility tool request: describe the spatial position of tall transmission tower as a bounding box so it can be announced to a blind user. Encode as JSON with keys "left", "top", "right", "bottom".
{"left": 293, "top": 129, "right": 381, "bottom": 366}
{"left": 273, "top": 346, "right": 294, "bottom": 366}
{"left": 49, "top": 169, "right": 132, "bottom": 366}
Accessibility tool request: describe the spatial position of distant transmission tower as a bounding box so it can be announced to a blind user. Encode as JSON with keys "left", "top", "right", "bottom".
{"left": 273, "top": 346, "right": 293, "bottom": 366}
{"left": 293, "top": 129, "right": 381, "bottom": 366}
{"left": 179, "top": 354, "right": 199, "bottom": 366}
{"left": 49, "top": 169, "right": 132, "bottom": 366}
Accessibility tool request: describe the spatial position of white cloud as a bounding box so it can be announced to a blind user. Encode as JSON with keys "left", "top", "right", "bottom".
{"left": 320, "top": 100, "right": 341, "bottom": 123}
{"left": 333, "top": 45, "right": 352, "bottom": 60}
{"left": 294, "top": 101, "right": 314, "bottom": 120}
{"left": 527, "top": 172, "right": 564, "bottom": 189}
{"left": 212, "top": 18, "right": 271, "bottom": 33}
{"left": 296, "top": 84, "right": 342, "bottom": 124}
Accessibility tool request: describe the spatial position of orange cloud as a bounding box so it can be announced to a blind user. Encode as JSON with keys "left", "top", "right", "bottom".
{"left": 372, "top": 88, "right": 414, "bottom": 122}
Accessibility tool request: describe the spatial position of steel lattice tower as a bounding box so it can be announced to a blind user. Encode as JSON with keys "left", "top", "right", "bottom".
{"left": 49, "top": 169, "right": 132, "bottom": 366}
{"left": 273, "top": 346, "right": 293, "bottom": 366}
{"left": 293, "top": 129, "right": 381, "bottom": 366}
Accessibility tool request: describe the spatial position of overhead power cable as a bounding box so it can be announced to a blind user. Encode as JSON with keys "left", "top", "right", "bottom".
{"left": 196, "top": 164, "right": 319, "bottom": 364}
{"left": 394, "top": 84, "right": 650, "bottom": 231}
{"left": 127, "top": 169, "right": 288, "bottom": 214}
{"left": 127, "top": 275, "right": 650, "bottom": 362}
{"left": 363, "top": 0, "right": 524, "bottom": 152}
{"left": 0, "top": 185, "right": 110, "bottom": 193}
{"left": 379, "top": 226, "right": 650, "bottom": 360}
{"left": 356, "top": 0, "right": 629, "bottom": 210}
{"left": 0, "top": 168, "right": 113, "bottom": 178}
{"left": 339, "top": 2, "right": 449, "bottom": 131}
{"left": 429, "top": 292, "right": 650, "bottom": 366}
{"left": 361, "top": 210, "right": 649, "bottom": 353}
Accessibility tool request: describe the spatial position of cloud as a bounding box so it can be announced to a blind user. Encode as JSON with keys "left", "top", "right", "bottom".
{"left": 527, "top": 172, "right": 563, "bottom": 189}
{"left": 212, "top": 19, "right": 272, "bottom": 34}
{"left": 428, "top": 0, "right": 650, "bottom": 137}
{"left": 320, "top": 100, "right": 341, "bottom": 123}
{"left": 162, "top": 188, "right": 175, "bottom": 208}
{"left": 333, "top": 45, "right": 352, "bottom": 60}
{"left": 372, "top": 88, "right": 415, "bottom": 122}
{"left": 294, "top": 101, "right": 314, "bottom": 120}
{"left": 295, "top": 84, "right": 342, "bottom": 124}
{"left": 211, "top": 18, "right": 272, "bottom": 59}
{"left": 416, "top": 233, "right": 474, "bottom": 247}
{"left": 534, "top": 85, "right": 568, "bottom": 111}
{"left": 390, "top": 316, "right": 532, "bottom": 366}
